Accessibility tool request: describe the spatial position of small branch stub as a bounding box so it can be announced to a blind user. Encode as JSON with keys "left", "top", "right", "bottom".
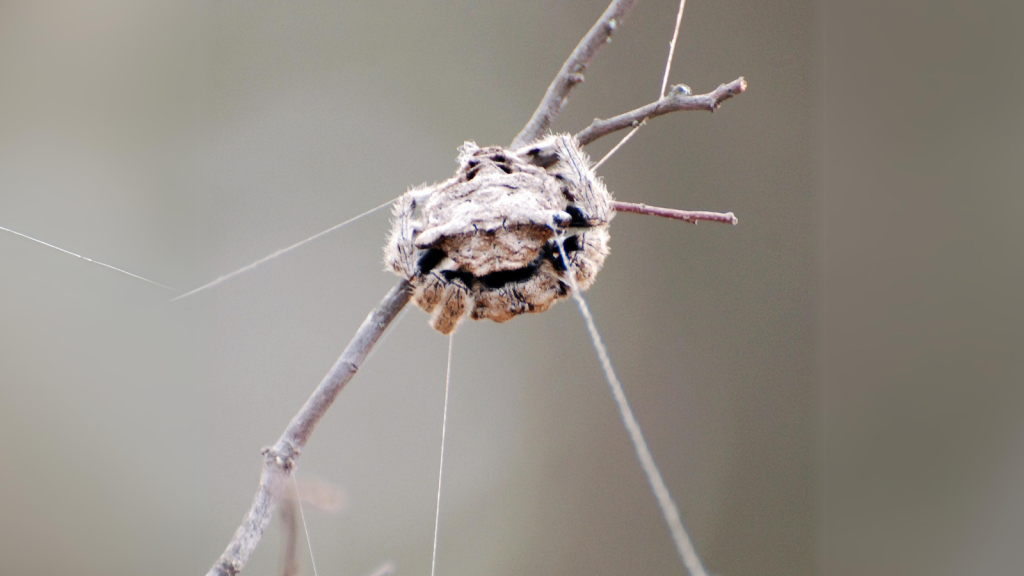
{"left": 576, "top": 77, "right": 747, "bottom": 146}
{"left": 611, "top": 201, "right": 738, "bottom": 225}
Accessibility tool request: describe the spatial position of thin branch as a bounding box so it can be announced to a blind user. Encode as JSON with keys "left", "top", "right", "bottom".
{"left": 612, "top": 201, "right": 738, "bottom": 225}
{"left": 595, "top": 0, "right": 686, "bottom": 170}
{"left": 207, "top": 3, "right": 747, "bottom": 573}
{"left": 510, "top": 0, "right": 640, "bottom": 149}
{"left": 207, "top": 280, "right": 413, "bottom": 576}
{"left": 575, "top": 77, "right": 747, "bottom": 146}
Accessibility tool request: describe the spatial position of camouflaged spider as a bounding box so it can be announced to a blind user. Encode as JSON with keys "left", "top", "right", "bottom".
{"left": 385, "top": 134, "right": 613, "bottom": 334}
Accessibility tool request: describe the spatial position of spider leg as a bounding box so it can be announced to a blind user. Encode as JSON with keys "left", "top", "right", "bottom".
{"left": 472, "top": 286, "right": 522, "bottom": 322}
{"left": 430, "top": 278, "right": 471, "bottom": 335}
{"left": 415, "top": 271, "right": 447, "bottom": 313}
{"left": 565, "top": 229, "right": 610, "bottom": 291}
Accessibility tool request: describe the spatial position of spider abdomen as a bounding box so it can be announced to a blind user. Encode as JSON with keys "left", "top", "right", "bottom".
{"left": 385, "top": 134, "right": 612, "bottom": 334}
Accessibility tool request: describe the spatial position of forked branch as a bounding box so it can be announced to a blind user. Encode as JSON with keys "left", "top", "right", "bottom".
{"left": 511, "top": 0, "right": 640, "bottom": 149}
{"left": 576, "top": 78, "right": 747, "bottom": 146}
{"left": 207, "top": 0, "right": 745, "bottom": 572}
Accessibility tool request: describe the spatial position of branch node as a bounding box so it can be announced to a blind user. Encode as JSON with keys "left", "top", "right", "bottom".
{"left": 215, "top": 559, "right": 242, "bottom": 576}
{"left": 574, "top": 76, "right": 748, "bottom": 146}
{"left": 262, "top": 444, "right": 299, "bottom": 471}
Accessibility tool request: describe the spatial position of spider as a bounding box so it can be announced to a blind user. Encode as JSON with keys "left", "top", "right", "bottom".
{"left": 386, "top": 134, "right": 612, "bottom": 334}
{"left": 0, "top": 2, "right": 783, "bottom": 575}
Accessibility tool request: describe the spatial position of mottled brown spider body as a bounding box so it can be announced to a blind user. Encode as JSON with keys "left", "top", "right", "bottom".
{"left": 386, "top": 134, "right": 613, "bottom": 334}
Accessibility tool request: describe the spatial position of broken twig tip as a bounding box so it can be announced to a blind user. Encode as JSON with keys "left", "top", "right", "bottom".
{"left": 611, "top": 201, "right": 738, "bottom": 226}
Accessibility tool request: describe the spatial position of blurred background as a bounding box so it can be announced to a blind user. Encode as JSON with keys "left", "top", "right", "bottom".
{"left": 0, "top": 1, "right": 1015, "bottom": 575}
{"left": 826, "top": 2, "right": 1024, "bottom": 575}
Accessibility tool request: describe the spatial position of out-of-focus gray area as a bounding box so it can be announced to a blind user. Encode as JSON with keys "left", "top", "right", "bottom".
{"left": 2, "top": 1, "right": 819, "bottom": 575}
{"left": 826, "top": 2, "right": 1024, "bottom": 575}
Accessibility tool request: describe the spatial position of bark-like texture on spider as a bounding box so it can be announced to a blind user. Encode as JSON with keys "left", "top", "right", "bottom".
{"left": 386, "top": 134, "right": 613, "bottom": 334}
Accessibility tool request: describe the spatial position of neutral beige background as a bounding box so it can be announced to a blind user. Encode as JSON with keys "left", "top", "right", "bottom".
{"left": 12, "top": 1, "right": 1017, "bottom": 575}
{"left": 826, "top": 1, "right": 1024, "bottom": 575}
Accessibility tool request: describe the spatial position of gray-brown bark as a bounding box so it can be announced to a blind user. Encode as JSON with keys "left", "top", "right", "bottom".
{"left": 575, "top": 78, "right": 748, "bottom": 146}
{"left": 511, "top": 0, "right": 640, "bottom": 149}
{"left": 611, "top": 201, "right": 738, "bottom": 225}
{"left": 207, "top": 280, "right": 412, "bottom": 576}
{"left": 205, "top": 1, "right": 747, "bottom": 572}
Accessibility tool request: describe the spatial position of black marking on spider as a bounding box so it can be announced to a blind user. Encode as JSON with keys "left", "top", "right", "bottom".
{"left": 385, "top": 134, "right": 612, "bottom": 334}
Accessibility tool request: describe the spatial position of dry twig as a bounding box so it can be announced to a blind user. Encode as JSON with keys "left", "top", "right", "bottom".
{"left": 207, "top": 281, "right": 412, "bottom": 576}
{"left": 575, "top": 78, "right": 748, "bottom": 146}
{"left": 511, "top": 0, "right": 639, "bottom": 149}
{"left": 612, "top": 201, "right": 738, "bottom": 225}
{"left": 205, "top": 1, "right": 746, "bottom": 573}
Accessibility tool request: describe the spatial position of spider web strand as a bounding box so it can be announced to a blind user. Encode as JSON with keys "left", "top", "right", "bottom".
{"left": 171, "top": 197, "right": 396, "bottom": 302}
{"left": 291, "top": 472, "right": 321, "bottom": 576}
{"left": 592, "top": 125, "right": 641, "bottom": 171}
{"left": 597, "top": 0, "right": 688, "bottom": 169}
{"left": 0, "top": 225, "right": 178, "bottom": 292}
{"left": 556, "top": 240, "right": 708, "bottom": 576}
{"left": 431, "top": 334, "right": 454, "bottom": 576}
{"left": 660, "top": 0, "right": 688, "bottom": 98}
